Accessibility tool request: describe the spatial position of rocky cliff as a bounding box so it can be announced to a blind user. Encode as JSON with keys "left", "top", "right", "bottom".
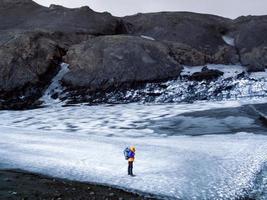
{"left": 0, "top": 0, "right": 266, "bottom": 109}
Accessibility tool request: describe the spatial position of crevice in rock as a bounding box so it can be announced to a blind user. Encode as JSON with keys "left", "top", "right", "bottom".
{"left": 114, "top": 19, "right": 130, "bottom": 35}
{"left": 235, "top": 45, "right": 242, "bottom": 65}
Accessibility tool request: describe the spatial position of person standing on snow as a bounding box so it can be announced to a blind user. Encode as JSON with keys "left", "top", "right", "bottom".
{"left": 127, "top": 146, "right": 136, "bottom": 176}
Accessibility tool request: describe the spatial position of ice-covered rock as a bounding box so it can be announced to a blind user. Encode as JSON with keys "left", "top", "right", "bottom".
{"left": 40, "top": 63, "right": 69, "bottom": 105}
{"left": 62, "top": 64, "right": 267, "bottom": 105}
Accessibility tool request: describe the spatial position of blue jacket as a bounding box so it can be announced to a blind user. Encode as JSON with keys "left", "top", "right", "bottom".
{"left": 128, "top": 151, "right": 135, "bottom": 161}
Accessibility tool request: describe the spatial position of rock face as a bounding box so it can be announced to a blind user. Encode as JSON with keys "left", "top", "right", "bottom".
{"left": 0, "top": 0, "right": 118, "bottom": 35}
{"left": 166, "top": 42, "right": 238, "bottom": 66}
{"left": 123, "top": 12, "right": 239, "bottom": 65}
{"left": 63, "top": 35, "right": 181, "bottom": 91}
{"left": 232, "top": 16, "right": 267, "bottom": 72}
{"left": 0, "top": 0, "right": 267, "bottom": 108}
{"left": 0, "top": 0, "right": 120, "bottom": 109}
{"left": 0, "top": 31, "right": 64, "bottom": 109}
{"left": 123, "top": 12, "right": 230, "bottom": 49}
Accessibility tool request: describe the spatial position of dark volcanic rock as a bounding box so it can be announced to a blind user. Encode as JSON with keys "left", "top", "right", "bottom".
{"left": 123, "top": 12, "right": 230, "bottom": 50}
{"left": 0, "top": 0, "right": 266, "bottom": 108}
{"left": 0, "top": 31, "right": 64, "bottom": 109}
{"left": 0, "top": 0, "right": 118, "bottom": 35}
{"left": 0, "top": 169, "right": 155, "bottom": 200}
{"left": 167, "top": 41, "right": 239, "bottom": 66}
{"left": 188, "top": 66, "right": 224, "bottom": 81}
{"left": 232, "top": 16, "right": 267, "bottom": 72}
{"left": 0, "top": 0, "right": 120, "bottom": 109}
{"left": 122, "top": 12, "right": 267, "bottom": 69}
{"left": 123, "top": 12, "right": 239, "bottom": 66}
{"left": 63, "top": 35, "right": 181, "bottom": 91}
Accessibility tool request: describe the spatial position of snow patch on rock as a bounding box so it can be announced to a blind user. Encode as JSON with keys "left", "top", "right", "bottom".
{"left": 222, "top": 35, "right": 235, "bottom": 46}
{"left": 40, "top": 63, "right": 69, "bottom": 105}
{"left": 141, "top": 35, "right": 155, "bottom": 41}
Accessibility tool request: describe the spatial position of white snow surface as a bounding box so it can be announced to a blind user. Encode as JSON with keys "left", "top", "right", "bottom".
{"left": 250, "top": 69, "right": 267, "bottom": 79}
{"left": 1, "top": 128, "right": 267, "bottom": 199}
{"left": 222, "top": 35, "right": 235, "bottom": 46}
{"left": 0, "top": 99, "right": 267, "bottom": 199}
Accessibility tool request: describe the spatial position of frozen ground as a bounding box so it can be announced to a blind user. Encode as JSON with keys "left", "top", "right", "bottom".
{"left": 0, "top": 99, "right": 267, "bottom": 199}
{"left": 0, "top": 128, "right": 267, "bottom": 199}
{"left": 0, "top": 99, "right": 266, "bottom": 137}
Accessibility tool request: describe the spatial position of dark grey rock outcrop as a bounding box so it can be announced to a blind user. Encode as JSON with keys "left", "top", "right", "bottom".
{"left": 0, "top": 0, "right": 120, "bottom": 109}
{"left": 123, "top": 12, "right": 230, "bottom": 50}
{"left": 232, "top": 16, "right": 267, "bottom": 72}
{"left": 166, "top": 42, "right": 239, "bottom": 66}
{"left": 188, "top": 66, "right": 224, "bottom": 81}
{"left": 63, "top": 35, "right": 181, "bottom": 91}
{"left": 0, "top": 31, "right": 64, "bottom": 109}
{"left": 0, "top": 0, "right": 118, "bottom": 35}
{"left": 122, "top": 12, "right": 239, "bottom": 66}
{"left": 0, "top": 0, "right": 267, "bottom": 108}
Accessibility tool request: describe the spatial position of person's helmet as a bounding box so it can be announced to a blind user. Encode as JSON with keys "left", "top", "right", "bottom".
{"left": 130, "top": 146, "right": 136, "bottom": 152}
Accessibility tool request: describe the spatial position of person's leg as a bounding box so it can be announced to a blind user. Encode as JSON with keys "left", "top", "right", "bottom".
{"left": 128, "top": 161, "right": 132, "bottom": 175}
{"left": 131, "top": 162, "right": 134, "bottom": 175}
{"left": 129, "top": 161, "right": 133, "bottom": 175}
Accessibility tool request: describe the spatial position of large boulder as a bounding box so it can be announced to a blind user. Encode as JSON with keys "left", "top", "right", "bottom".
{"left": 188, "top": 66, "right": 224, "bottom": 81}
{"left": 63, "top": 35, "right": 181, "bottom": 91}
{"left": 232, "top": 16, "right": 267, "bottom": 72}
{"left": 122, "top": 12, "right": 239, "bottom": 65}
{"left": 0, "top": 31, "right": 64, "bottom": 109}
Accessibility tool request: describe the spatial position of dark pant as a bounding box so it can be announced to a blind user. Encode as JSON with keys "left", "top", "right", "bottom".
{"left": 128, "top": 161, "right": 133, "bottom": 175}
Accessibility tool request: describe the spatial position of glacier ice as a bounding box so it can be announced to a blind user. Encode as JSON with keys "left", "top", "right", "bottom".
{"left": 0, "top": 100, "right": 267, "bottom": 199}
